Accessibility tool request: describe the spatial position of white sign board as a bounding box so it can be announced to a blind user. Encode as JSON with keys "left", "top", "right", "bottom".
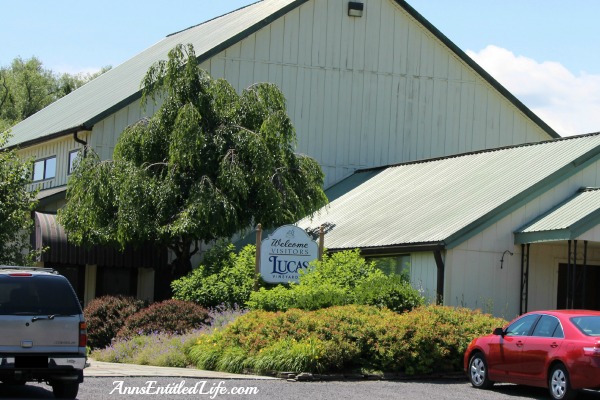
{"left": 259, "top": 225, "right": 318, "bottom": 283}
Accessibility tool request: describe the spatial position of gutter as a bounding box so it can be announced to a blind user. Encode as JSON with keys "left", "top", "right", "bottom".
{"left": 6, "top": 125, "right": 88, "bottom": 151}
{"left": 73, "top": 131, "right": 88, "bottom": 156}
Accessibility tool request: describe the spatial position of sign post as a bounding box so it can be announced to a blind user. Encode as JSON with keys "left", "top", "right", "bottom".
{"left": 254, "top": 223, "right": 262, "bottom": 291}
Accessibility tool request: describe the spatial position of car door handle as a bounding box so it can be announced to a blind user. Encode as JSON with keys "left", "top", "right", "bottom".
{"left": 516, "top": 341, "right": 524, "bottom": 347}
{"left": 550, "top": 342, "right": 559, "bottom": 348}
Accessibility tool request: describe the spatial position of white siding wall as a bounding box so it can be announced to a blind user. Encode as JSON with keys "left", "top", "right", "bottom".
{"left": 20, "top": 133, "right": 91, "bottom": 192}
{"left": 409, "top": 251, "right": 438, "bottom": 304}
{"left": 444, "top": 159, "right": 600, "bottom": 318}
{"left": 86, "top": 0, "right": 552, "bottom": 187}
{"left": 218, "top": 0, "right": 552, "bottom": 187}
{"left": 88, "top": 100, "right": 160, "bottom": 160}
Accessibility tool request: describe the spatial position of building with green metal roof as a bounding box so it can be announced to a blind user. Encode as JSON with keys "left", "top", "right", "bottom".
{"left": 8, "top": 0, "right": 570, "bottom": 306}
{"left": 299, "top": 133, "right": 600, "bottom": 317}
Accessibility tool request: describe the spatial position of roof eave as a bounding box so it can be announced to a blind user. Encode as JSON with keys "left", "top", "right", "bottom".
{"left": 327, "top": 242, "right": 445, "bottom": 256}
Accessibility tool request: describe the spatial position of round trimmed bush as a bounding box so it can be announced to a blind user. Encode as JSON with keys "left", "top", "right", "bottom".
{"left": 84, "top": 295, "right": 146, "bottom": 349}
{"left": 116, "top": 299, "right": 209, "bottom": 339}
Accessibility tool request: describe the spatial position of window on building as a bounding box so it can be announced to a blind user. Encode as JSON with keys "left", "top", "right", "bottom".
{"left": 368, "top": 255, "right": 411, "bottom": 276}
{"left": 68, "top": 150, "right": 80, "bottom": 174}
{"left": 32, "top": 156, "right": 56, "bottom": 181}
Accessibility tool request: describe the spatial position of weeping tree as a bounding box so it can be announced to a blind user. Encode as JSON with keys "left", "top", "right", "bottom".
{"left": 58, "top": 44, "right": 328, "bottom": 277}
{"left": 0, "top": 131, "right": 38, "bottom": 265}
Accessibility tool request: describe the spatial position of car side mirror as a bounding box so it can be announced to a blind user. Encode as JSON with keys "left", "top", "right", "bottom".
{"left": 493, "top": 327, "right": 505, "bottom": 336}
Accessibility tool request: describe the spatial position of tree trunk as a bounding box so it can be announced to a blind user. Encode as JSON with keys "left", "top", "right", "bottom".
{"left": 154, "top": 240, "right": 194, "bottom": 300}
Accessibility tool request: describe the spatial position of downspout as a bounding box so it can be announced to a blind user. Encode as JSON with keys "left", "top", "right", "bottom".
{"left": 433, "top": 247, "right": 445, "bottom": 305}
{"left": 73, "top": 131, "right": 88, "bottom": 157}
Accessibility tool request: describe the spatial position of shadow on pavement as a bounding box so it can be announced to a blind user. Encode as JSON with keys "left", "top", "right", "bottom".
{"left": 0, "top": 382, "right": 54, "bottom": 399}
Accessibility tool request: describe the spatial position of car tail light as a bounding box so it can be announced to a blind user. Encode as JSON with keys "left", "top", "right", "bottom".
{"left": 79, "top": 322, "right": 87, "bottom": 347}
{"left": 583, "top": 343, "right": 600, "bottom": 356}
{"left": 9, "top": 273, "right": 32, "bottom": 277}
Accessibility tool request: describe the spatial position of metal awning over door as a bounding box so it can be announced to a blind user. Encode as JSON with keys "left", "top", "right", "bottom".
{"left": 34, "top": 212, "right": 167, "bottom": 269}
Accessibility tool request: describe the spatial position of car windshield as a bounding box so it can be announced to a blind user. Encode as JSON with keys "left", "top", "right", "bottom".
{"left": 571, "top": 316, "right": 600, "bottom": 336}
{"left": 0, "top": 275, "right": 81, "bottom": 316}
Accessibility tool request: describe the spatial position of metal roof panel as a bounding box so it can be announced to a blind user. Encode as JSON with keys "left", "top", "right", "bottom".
{"left": 298, "top": 134, "right": 600, "bottom": 250}
{"left": 6, "top": 0, "right": 301, "bottom": 148}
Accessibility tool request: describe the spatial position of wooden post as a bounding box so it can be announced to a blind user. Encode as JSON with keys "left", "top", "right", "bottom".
{"left": 254, "top": 223, "right": 262, "bottom": 291}
{"left": 318, "top": 224, "right": 324, "bottom": 261}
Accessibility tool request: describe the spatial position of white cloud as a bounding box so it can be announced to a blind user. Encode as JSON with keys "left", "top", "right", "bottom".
{"left": 466, "top": 45, "right": 600, "bottom": 136}
{"left": 52, "top": 64, "right": 103, "bottom": 76}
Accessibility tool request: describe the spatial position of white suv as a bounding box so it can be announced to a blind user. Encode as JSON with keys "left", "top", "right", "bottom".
{"left": 0, "top": 266, "right": 87, "bottom": 398}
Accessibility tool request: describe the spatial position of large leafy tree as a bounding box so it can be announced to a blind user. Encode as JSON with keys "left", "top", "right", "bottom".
{"left": 59, "top": 44, "right": 328, "bottom": 276}
{"left": 0, "top": 131, "right": 38, "bottom": 265}
{"left": 0, "top": 57, "right": 110, "bottom": 131}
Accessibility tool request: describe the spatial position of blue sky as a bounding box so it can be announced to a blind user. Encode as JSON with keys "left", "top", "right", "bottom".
{"left": 3, "top": 0, "right": 600, "bottom": 136}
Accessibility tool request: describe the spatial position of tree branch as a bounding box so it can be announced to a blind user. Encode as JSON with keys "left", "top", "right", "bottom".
{"left": 0, "top": 74, "right": 9, "bottom": 111}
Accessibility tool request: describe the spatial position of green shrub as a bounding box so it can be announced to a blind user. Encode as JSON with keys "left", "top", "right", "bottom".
{"left": 171, "top": 242, "right": 255, "bottom": 308}
{"left": 247, "top": 249, "right": 424, "bottom": 312}
{"left": 392, "top": 305, "right": 506, "bottom": 375}
{"left": 186, "top": 304, "right": 506, "bottom": 375}
{"left": 116, "top": 299, "right": 209, "bottom": 339}
{"left": 354, "top": 274, "right": 423, "bottom": 313}
{"left": 84, "top": 295, "right": 146, "bottom": 349}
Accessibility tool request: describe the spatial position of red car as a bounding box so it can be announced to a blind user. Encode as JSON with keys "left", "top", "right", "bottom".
{"left": 464, "top": 310, "right": 600, "bottom": 400}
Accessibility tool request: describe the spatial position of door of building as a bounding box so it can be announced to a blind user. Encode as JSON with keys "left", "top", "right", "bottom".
{"left": 557, "top": 263, "right": 600, "bottom": 310}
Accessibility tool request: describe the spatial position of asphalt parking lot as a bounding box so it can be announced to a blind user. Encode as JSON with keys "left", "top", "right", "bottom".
{"left": 2, "top": 361, "right": 600, "bottom": 399}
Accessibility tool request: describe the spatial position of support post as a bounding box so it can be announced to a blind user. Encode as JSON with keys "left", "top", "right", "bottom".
{"left": 525, "top": 244, "right": 530, "bottom": 313}
{"left": 583, "top": 241, "right": 588, "bottom": 309}
{"left": 318, "top": 225, "right": 324, "bottom": 261}
{"left": 567, "top": 240, "right": 572, "bottom": 309}
{"left": 520, "top": 244, "right": 525, "bottom": 315}
{"left": 573, "top": 240, "right": 578, "bottom": 309}
{"left": 254, "top": 223, "right": 262, "bottom": 291}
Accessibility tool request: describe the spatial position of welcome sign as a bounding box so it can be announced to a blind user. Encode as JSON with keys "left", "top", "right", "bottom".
{"left": 259, "top": 225, "right": 318, "bottom": 283}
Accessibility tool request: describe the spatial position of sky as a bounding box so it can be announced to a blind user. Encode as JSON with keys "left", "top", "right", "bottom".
{"left": 2, "top": 0, "right": 600, "bottom": 136}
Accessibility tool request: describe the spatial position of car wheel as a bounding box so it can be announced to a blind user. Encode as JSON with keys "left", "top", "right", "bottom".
{"left": 51, "top": 382, "right": 79, "bottom": 399}
{"left": 549, "top": 364, "right": 577, "bottom": 400}
{"left": 468, "top": 352, "right": 494, "bottom": 389}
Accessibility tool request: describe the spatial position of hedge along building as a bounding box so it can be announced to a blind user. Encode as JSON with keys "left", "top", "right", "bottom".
{"left": 298, "top": 133, "right": 600, "bottom": 318}
{"left": 6, "top": 0, "right": 559, "bottom": 304}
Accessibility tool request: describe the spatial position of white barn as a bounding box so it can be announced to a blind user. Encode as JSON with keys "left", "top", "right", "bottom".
{"left": 7, "top": 0, "right": 559, "bottom": 304}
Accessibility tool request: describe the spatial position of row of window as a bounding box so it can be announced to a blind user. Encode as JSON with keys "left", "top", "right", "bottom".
{"left": 32, "top": 150, "right": 80, "bottom": 182}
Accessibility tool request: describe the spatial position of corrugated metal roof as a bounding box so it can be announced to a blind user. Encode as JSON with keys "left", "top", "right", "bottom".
{"left": 514, "top": 188, "right": 600, "bottom": 243}
{"left": 298, "top": 134, "right": 600, "bottom": 251}
{"left": 6, "top": 0, "right": 558, "bottom": 149}
{"left": 6, "top": 0, "right": 303, "bottom": 148}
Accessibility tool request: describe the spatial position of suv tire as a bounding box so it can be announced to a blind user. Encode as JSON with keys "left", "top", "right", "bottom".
{"left": 52, "top": 382, "right": 80, "bottom": 399}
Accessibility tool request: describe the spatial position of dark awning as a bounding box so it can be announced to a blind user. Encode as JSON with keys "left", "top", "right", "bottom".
{"left": 34, "top": 212, "right": 167, "bottom": 269}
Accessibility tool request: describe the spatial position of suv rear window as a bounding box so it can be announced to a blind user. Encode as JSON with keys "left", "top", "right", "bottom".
{"left": 0, "top": 275, "right": 81, "bottom": 316}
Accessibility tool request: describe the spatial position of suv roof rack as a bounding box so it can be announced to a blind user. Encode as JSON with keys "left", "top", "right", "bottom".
{"left": 0, "top": 266, "right": 57, "bottom": 274}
